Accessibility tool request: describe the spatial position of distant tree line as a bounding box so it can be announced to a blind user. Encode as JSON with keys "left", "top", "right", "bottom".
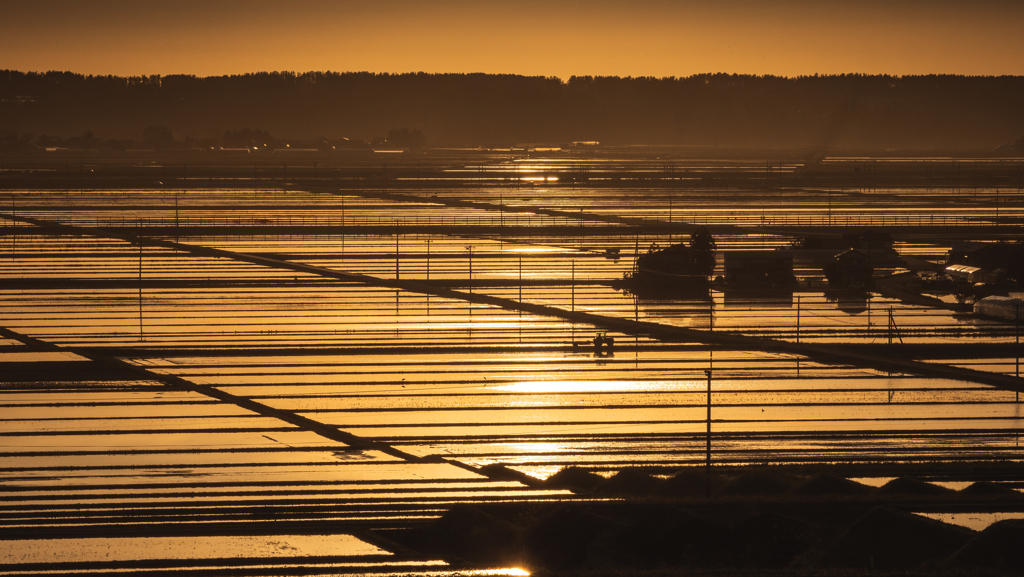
{"left": 2, "top": 70, "right": 1024, "bottom": 149}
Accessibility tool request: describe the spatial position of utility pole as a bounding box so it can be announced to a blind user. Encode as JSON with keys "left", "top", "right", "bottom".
{"left": 888, "top": 307, "right": 903, "bottom": 345}
{"left": 467, "top": 245, "right": 473, "bottom": 295}
{"left": 889, "top": 308, "right": 894, "bottom": 346}
{"left": 174, "top": 193, "right": 179, "bottom": 244}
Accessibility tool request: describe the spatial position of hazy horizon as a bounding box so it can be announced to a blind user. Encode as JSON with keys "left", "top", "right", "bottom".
{"left": 3, "top": 0, "right": 1023, "bottom": 80}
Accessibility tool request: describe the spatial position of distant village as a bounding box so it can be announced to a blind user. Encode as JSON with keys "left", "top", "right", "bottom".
{"left": 626, "top": 229, "right": 1024, "bottom": 321}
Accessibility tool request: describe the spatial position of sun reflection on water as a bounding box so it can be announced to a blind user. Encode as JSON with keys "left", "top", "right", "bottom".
{"left": 506, "top": 442, "right": 567, "bottom": 454}
{"left": 493, "top": 380, "right": 703, "bottom": 393}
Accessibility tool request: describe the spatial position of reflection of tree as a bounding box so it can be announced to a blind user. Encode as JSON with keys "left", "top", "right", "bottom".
{"left": 953, "top": 281, "right": 976, "bottom": 305}
{"left": 824, "top": 289, "right": 868, "bottom": 315}
{"left": 620, "top": 282, "right": 711, "bottom": 300}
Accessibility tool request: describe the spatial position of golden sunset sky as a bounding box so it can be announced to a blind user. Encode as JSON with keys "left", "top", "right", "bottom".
{"left": 3, "top": 0, "right": 1022, "bottom": 78}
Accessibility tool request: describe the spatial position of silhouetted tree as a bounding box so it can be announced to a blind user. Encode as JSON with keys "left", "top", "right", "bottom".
{"left": 384, "top": 128, "right": 426, "bottom": 149}
{"left": 142, "top": 125, "right": 175, "bottom": 148}
{"left": 690, "top": 226, "right": 717, "bottom": 277}
{"left": 3, "top": 69, "right": 1024, "bottom": 147}
{"left": 65, "top": 130, "right": 96, "bottom": 149}
{"left": 36, "top": 134, "right": 61, "bottom": 147}
{"left": 0, "top": 130, "right": 35, "bottom": 152}
{"left": 223, "top": 127, "right": 273, "bottom": 148}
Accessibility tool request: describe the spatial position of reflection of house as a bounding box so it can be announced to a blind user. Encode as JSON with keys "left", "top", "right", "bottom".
{"left": 945, "top": 264, "right": 990, "bottom": 283}
{"left": 724, "top": 251, "right": 796, "bottom": 287}
{"left": 842, "top": 231, "right": 893, "bottom": 251}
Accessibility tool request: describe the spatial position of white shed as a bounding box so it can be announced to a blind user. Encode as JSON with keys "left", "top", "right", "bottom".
{"left": 945, "top": 264, "right": 987, "bottom": 283}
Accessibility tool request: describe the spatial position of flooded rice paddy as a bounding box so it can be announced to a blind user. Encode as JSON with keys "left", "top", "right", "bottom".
{"left": 2, "top": 176, "right": 1024, "bottom": 573}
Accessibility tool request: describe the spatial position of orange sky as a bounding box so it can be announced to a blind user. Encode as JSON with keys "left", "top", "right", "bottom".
{"left": 3, "top": 0, "right": 1022, "bottom": 79}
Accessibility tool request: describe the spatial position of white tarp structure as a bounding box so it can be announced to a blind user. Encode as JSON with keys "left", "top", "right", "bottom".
{"left": 974, "top": 295, "right": 1024, "bottom": 321}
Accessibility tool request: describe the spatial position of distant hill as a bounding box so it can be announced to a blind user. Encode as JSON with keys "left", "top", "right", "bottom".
{"left": 2, "top": 70, "right": 1023, "bottom": 150}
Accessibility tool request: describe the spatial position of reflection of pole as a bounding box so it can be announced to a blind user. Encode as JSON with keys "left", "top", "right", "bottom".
{"left": 395, "top": 225, "right": 400, "bottom": 280}
{"left": 518, "top": 256, "right": 522, "bottom": 302}
{"left": 426, "top": 239, "right": 431, "bottom": 281}
{"left": 467, "top": 246, "right": 473, "bottom": 294}
{"left": 138, "top": 242, "right": 143, "bottom": 341}
{"left": 634, "top": 235, "right": 639, "bottom": 276}
{"left": 1017, "top": 303, "right": 1020, "bottom": 402}
{"left": 796, "top": 295, "right": 801, "bottom": 344}
{"left": 518, "top": 255, "right": 523, "bottom": 342}
{"left": 705, "top": 367, "right": 712, "bottom": 499}
{"left": 571, "top": 260, "right": 575, "bottom": 312}
{"left": 709, "top": 296, "right": 714, "bottom": 330}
